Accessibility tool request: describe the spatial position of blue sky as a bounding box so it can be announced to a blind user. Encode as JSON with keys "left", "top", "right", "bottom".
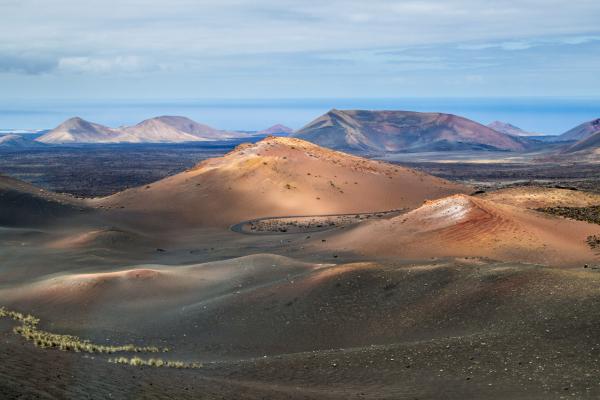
{"left": 2, "top": 0, "right": 600, "bottom": 99}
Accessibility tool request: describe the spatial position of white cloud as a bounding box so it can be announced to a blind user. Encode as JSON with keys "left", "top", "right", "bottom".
{"left": 458, "top": 41, "right": 534, "bottom": 51}
{"left": 57, "top": 56, "right": 147, "bottom": 74}
{"left": 457, "top": 43, "right": 497, "bottom": 51}
{"left": 1, "top": 0, "right": 600, "bottom": 98}
{"left": 1, "top": 0, "right": 600, "bottom": 59}
{"left": 559, "top": 35, "right": 600, "bottom": 45}
{"left": 457, "top": 36, "right": 600, "bottom": 51}
{"left": 500, "top": 41, "right": 533, "bottom": 51}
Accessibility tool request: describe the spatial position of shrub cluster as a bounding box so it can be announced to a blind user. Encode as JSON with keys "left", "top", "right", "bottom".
{"left": 1, "top": 306, "right": 202, "bottom": 369}
{"left": 0, "top": 307, "right": 40, "bottom": 326}
{"left": 587, "top": 235, "right": 600, "bottom": 249}
{"left": 109, "top": 356, "right": 202, "bottom": 369}
{"left": 536, "top": 205, "right": 600, "bottom": 225}
{"left": 0, "top": 306, "right": 167, "bottom": 354}
{"left": 13, "top": 324, "right": 165, "bottom": 353}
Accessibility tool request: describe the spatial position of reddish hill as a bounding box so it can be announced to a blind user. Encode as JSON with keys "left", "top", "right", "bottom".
{"left": 321, "top": 194, "right": 600, "bottom": 267}
{"left": 97, "top": 136, "right": 469, "bottom": 227}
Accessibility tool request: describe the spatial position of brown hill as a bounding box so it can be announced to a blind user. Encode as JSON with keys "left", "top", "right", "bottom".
{"left": 293, "top": 109, "right": 527, "bottom": 153}
{"left": 320, "top": 194, "right": 599, "bottom": 267}
{"left": 96, "top": 137, "right": 468, "bottom": 227}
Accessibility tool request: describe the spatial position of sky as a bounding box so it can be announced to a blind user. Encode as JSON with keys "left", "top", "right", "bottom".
{"left": 2, "top": 0, "right": 600, "bottom": 100}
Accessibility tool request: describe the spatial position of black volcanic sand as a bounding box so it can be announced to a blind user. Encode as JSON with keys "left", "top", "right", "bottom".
{"left": 3, "top": 321, "right": 600, "bottom": 399}
{"left": 2, "top": 218, "right": 600, "bottom": 399}
{"left": 395, "top": 160, "right": 600, "bottom": 194}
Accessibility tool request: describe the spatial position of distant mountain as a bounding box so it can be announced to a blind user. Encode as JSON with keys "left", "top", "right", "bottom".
{"left": 257, "top": 124, "right": 294, "bottom": 136}
{"left": 0, "top": 134, "right": 45, "bottom": 148}
{"left": 293, "top": 109, "right": 526, "bottom": 153}
{"left": 119, "top": 116, "right": 207, "bottom": 142}
{"left": 120, "top": 116, "right": 244, "bottom": 142}
{"left": 564, "top": 130, "right": 600, "bottom": 153}
{"left": 487, "top": 121, "right": 541, "bottom": 137}
{"left": 558, "top": 118, "right": 600, "bottom": 141}
{"left": 36, "top": 117, "right": 120, "bottom": 144}
{"left": 37, "top": 116, "right": 246, "bottom": 144}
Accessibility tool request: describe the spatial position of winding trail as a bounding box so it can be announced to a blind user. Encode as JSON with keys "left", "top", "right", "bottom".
{"left": 230, "top": 208, "right": 407, "bottom": 235}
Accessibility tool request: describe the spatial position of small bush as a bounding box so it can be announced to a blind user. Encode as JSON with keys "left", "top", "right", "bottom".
{"left": 537, "top": 206, "right": 600, "bottom": 225}
{"left": 108, "top": 356, "right": 202, "bottom": 369}
{"left": 587, "top": 235, "right": 600, "bottom": 249}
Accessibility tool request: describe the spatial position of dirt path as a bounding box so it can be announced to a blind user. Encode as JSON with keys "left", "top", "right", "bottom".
{"left": 230, "top": 209, "right": 407, "bottom": 235}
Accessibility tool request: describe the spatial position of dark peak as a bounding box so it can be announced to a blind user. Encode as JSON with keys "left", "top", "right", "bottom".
{"left": 154, "top": 115, "right": 193, "bottom": 121}
{"left": 60, "top": 116, "right": 93, "bottom": 127}
{"left": 267, "top": 123, "right": 291, "bottom": 129}
{"left": 66, "top": 116, "right": 86, "bottom": 123}
{"left": 488, "top": 120, "right": 525, "bottom": 131}
{"left": 258, "top": 124, "right": 294, "bottom": 134}
{"left": 132, "top": 115, "right": 199, "bottom": 129}
{"left": 490, "top": 120, "right": 516, "bottom": 126}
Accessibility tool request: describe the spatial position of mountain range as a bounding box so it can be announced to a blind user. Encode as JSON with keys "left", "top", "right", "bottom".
{"left": 292, "top": 109, "right": 527, "bottom": 152}
{"left": 36, "top": 116, "right": 247, "bottom": 144}
{"left": 15, "top": 111, "right": 600, "bottom": 155}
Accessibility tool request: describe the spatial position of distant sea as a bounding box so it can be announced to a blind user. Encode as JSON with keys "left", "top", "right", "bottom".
{"left": 1, "top": 98, "right": 599, "bottom": 135}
